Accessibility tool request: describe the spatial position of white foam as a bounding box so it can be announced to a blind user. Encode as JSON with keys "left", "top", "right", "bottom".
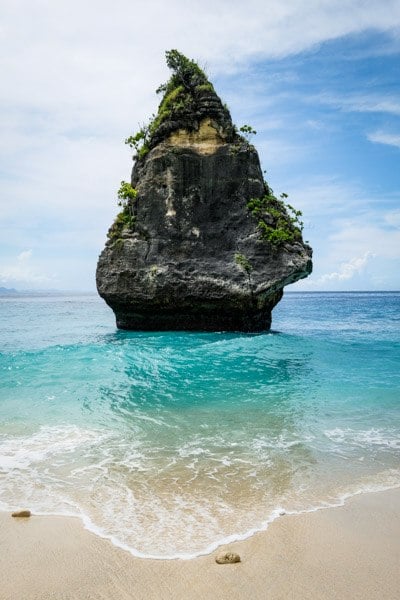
{"left": 1, "top": 425, "right": 400, "bottom": 560}
{"left": 0, "top": 425, "right": 110, "bottom": 472}
{"left": 250, "top": 432, "right": 315, "bottom": 453}
{"left": 178, "top": 445, "right": 210, "bottom": 458}
{"left": 1, "top": 474, "right": 399, "bottom": 560}
{"left": 324, "top": 427, "right": 400, "bottom": 449}
{"left": 5, "top": 479, "right": 400, "bottom": 560}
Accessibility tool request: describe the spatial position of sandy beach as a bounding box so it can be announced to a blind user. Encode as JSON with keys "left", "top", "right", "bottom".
{"left": 0, "top": 487, "right": 399, "bottom": 600}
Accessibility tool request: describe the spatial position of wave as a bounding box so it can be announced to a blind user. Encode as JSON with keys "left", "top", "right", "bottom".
{"left": 1, "top": 476, "right": 399, "bottom": 560}
{"left": 1, "top": 424, "right": 399, "bottom": 559}
{"left": 324, "top": 427, "right": 400, "bottom": 450}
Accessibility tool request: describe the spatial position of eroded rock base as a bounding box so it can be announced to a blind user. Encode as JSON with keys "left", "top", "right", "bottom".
{"left": 115, "top": 308, "right": 273, "bottom": 332}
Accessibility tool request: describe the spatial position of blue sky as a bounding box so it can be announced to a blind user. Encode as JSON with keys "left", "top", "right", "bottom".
{"left": 1, "top": 0, "right": 399, "bottom": 291}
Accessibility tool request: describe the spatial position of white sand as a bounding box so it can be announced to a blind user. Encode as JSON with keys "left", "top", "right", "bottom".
{"left": 0, "top": 487, "right": 399, "bottom": 600}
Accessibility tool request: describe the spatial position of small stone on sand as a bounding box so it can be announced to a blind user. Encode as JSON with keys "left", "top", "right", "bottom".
{"left": 215, "top": 552, "right": 241, "bottom": 564}
{"left": 11, "top": 510, "right": 31, "bottom": 518}
{"left": 279, "top": 510, "right": 286, "bottom": 516}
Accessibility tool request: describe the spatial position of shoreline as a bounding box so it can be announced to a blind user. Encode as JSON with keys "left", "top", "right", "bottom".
{"left": 1, "top": 487, "right": 399, "bottom": 599}
{"left": 2, "top": 481, "right": 399, "bottom": 561}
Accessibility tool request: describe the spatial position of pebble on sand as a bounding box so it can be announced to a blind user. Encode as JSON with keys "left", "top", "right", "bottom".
{"left": 11, "top": 510, "right": 31, "bottom": 518}
{"left": 215, "top": 552, "right": 241, "bottom": 564}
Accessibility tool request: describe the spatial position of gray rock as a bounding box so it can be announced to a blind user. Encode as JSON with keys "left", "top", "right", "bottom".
{"left": 215, "top": 551, "right": 241, "bottom": 564}
{"left": 96, "top": 52, "right": 312, "bottom": 331}
{"left": 11, "top": 510, "right": 31, "bottom": 518}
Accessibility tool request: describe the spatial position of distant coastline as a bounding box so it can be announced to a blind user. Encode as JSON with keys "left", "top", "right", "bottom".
{"left": 1, "top": 288, "right": 399, "bottom": 297}
{"left": 0, "top": 288, "right": 95, "bottom": 296}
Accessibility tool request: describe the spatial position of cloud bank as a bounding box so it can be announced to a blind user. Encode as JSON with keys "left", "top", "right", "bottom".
{"left": 1, "top": 1, "right": 400, "bottom": 289}
{"left": 0, "top": 250, "right": 53, "bottom": 286}
{"left": 316, "top": 252, "right": 376, "bottom": 284}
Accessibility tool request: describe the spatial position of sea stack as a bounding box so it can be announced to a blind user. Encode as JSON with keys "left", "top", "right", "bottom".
{"left": 96, "top": 51, "right": 312, "bottom": 331}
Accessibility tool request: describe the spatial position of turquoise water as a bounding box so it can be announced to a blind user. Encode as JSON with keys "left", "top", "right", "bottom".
{"left": 0, "top": 292, "right": 399, "bottom": 558}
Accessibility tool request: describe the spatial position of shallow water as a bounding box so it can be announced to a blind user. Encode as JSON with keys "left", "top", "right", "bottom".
{"left": 0, "top": 291, "right": 399, "bottom": 558}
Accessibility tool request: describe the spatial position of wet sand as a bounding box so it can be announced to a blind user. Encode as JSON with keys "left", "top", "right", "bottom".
{"left": 0, "top": 487, "right": 399, "bottom": 600}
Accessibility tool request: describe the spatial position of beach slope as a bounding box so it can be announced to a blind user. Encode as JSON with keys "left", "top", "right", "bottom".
{"left": 1, "top": 488, "right": 399, "bottom": 600}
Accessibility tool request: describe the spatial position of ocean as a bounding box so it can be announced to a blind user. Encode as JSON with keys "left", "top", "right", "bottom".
{"left": 0, "top": 291, "right": 399, "bottom": 559}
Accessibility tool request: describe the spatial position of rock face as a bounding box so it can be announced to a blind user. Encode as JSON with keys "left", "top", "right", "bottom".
{"left": 96, "top": 51, "right": 312, "bottom": 331}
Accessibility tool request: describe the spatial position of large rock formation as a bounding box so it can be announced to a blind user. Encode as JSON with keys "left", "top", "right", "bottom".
{"left": 96, "top": 51, "right": 312, "bottom": 331}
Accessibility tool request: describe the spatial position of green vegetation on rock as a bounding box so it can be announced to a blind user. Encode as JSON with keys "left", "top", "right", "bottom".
{"left": 157, "top": 49, "right": 210, "bottom": 96}
{"left": 107, "top": 181, "right": 137, "bottom": 244}
{"left": 117, "top": 181, "right": 137, "bottom": 207}
{"left": 238, "top": 124, "right": 257, "bottom": 142}
{"left": 234, "top": 253, "right": 253, "bottom": 274}
{"left": 125, "top": 129, "right": 150, "bottom": 159}
{"left": 247, "top": 190, "right": 304, "bottom": 247}
{"left": 107, "top": 210, "right": 136, "bottom": 244}
{"left": 124, "top": 49, "right": 226, "bottom": 160}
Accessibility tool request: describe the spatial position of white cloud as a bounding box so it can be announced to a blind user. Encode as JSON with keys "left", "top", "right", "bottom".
{"left": 312, "top": 93, "right": 400, "bottom": 116}
{"left": 284, "top": 178, "right": 364, "bottom": 216}
{"left": 1, "top": 1, "right": 400, "bottom": 289}
{"left": 17, "top": 250, "right": 33, "bottom": 262}
{"left": 367, "top": 131, "right": 400, "bottom": 148}
{"left": 316, "top": 252, "right": 376, "bottom": 284}
{"left": 345, "top": 97, "right": 400, "bottom": 116}
{"left": 2, "top": 1, "right": 400, "bottom": 127}
{"left": 385, "top": 209, "right": 400, "bottom": 228}
{"left": 287, "top": 179, "right": 400, "bottom": 290}
{"left": 0, "top": 250, "right": 54, "bottom": 286}
{"left": 329, "top": 222, "right": 400, "bottom": 260}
